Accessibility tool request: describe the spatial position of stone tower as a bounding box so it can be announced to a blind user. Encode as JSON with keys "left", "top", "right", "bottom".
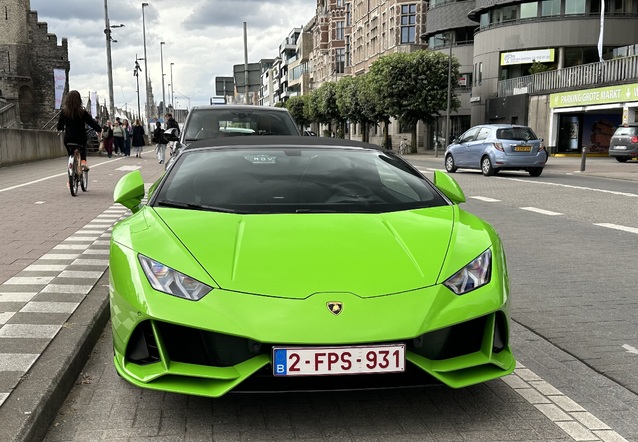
{"left": 0, "top": 0, "right": 70, "bottom": 129}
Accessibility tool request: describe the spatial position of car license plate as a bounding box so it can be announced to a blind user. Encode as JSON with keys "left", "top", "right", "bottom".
{"left": 514, "top": 145, "right": 532, "bottom": 152}
{"left": 614, "top": 146, "right": 627, "bottom": 150}
{"left": 273, "top": 344, "right": 405, "bottom": 376}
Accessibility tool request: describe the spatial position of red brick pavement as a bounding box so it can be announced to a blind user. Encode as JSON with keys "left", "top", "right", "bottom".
{"left": 0, "top": 150, "right": 166, "bottom": 284}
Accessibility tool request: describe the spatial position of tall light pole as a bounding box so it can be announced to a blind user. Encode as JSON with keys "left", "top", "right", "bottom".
{"left": 141, "top": 2, "right": 149, "bottom": 122}
{"left": 433, "top": 34, "right": 453, "bottom": 158}
{"left": 170, "top": 62, "right": 175, "bottom": 108}
{"left": 103, "top": 0, "right": 124, "bottom": 120}
{"left": 160, "top": 41, "right": 166, "bottom": 117}
{"left": 134, "top": 55, "right": 144, "bottom": 120}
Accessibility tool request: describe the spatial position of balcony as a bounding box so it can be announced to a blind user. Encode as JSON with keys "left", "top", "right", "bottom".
{"left": 498, "top": 55, "right": 638, "bottom": 97}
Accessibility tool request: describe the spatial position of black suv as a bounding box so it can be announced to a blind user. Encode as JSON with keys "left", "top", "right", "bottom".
{"left": 609, "top": 124, "right": 638, "bottom": 162}
{"left": 164, "top": 105, "right": 301, "bottom": 167}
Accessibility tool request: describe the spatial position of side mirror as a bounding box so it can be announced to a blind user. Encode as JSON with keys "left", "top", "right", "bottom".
{"left": 434, "top": 170, "right": 466, "bottom": 204}
{"left": 164, "top": 127, "right": 180, "bottom": 141}
{"left": 113, "top": 170, "right": 145, "bottom": 213}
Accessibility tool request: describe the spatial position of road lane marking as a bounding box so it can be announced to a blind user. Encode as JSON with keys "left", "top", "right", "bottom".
{"left": 622, "top": 344, "right": 638, "bottom": 354}
{"left": 520, "top": 207, "right": 563, "bottom": 216}
{"left": 506, "top": 363, "right": 628, "bottom": 441}
{"left": 594, "top": 223, "right": 638, "bottom": 234}
{"left": 0, "top": 158, "right": 122, "bottom": 193}
{"left": 496, "top": 176, "right": 638, "bottom": 198}
{"left": 470, "top": 196, "right": 501, "bottom": 202}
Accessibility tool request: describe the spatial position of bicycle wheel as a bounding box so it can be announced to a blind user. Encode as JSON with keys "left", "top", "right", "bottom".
{"left": 70, "top": 156, "right": 79, "bottom": 196}
{"left": 81, "top": 169, "right": 88, "bottom": 191}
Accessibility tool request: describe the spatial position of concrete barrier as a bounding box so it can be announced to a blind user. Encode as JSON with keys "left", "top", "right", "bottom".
{"left": 0, "top": 129, "right": 66, "bottom": 168}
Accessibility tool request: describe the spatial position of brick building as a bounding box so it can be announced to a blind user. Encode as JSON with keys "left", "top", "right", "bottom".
{"left": 0, "top": 0, "right": 70, "bottom": 129}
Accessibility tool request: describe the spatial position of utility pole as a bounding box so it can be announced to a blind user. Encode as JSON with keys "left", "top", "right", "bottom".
{"left": 160, "top": 41, "right": 166, "bottom": 117}
{"left": 103, "top": 0, "right": 115, "bottom": 119}
{"left": 142, "top": 2, "right": 149, "bottom": 122}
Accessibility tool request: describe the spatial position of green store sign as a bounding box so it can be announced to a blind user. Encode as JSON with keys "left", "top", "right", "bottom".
{"left": 551, "top": 83, "right": 638, "bottom": 108}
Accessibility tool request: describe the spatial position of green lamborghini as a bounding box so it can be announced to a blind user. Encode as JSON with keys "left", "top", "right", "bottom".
{"left": 110, "top": 136, "right": 515, "bottom": 398}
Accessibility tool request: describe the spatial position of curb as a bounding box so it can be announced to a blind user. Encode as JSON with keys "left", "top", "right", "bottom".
{"left": 0, "top": 272, "right": 110, "bottom": 442}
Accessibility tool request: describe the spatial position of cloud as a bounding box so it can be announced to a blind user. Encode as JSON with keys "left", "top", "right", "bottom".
{"left": 29, "top": 0, "right": 316, "bottom": 112}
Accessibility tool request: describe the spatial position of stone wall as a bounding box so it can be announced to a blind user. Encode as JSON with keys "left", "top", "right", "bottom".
{"left": 0, "top": 129, "right": 65, "bottom": 167}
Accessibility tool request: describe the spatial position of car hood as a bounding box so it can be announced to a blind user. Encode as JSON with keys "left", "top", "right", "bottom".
{"left": 119, "top": 206, "right": 493, "bottom": 299}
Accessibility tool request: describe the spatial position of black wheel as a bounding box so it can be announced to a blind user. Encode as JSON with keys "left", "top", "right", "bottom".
{"left": 615, "top": 157, "right": 628, "bottom": 162}
{"left": 81, "top": 170, "right": 89, "bottom": 191}
{"left": 444, "top": 154, "right": 457, "bottom": 173}
{"left": 481, "top": 156, "right": 496, "bottom": 176}
{"left": 68, "top": 173, "right": 76, "bottom": 196}
{"left": 529, "top": 167, "right": 543, "bottom": 177}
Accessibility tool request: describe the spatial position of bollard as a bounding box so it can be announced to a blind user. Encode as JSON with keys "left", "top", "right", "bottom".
{"left": 580, "top": 145, "right": 587, "bottom": 172}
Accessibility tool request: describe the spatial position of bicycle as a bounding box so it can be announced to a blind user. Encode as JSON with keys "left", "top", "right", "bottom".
{"left": 67, "top": 143, "right": 88, "bottom": 196}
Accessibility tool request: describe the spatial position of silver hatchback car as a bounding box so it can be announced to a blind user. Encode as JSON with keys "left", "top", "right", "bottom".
{"left": 445, "top": 124, "right": 546, "bottom": 177}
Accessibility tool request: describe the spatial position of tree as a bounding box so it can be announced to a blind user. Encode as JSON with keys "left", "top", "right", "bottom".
{"left": 529, "top": 60, "right": 551, "bottom": 75}
{"left": 367, "top": 49, "right": 460, "bottom": 150}
{"left": 309, "top": 81, "right": 340, "bottom": 136}
{"left": 284, "top": 95, "right": 310, "bottom": 132}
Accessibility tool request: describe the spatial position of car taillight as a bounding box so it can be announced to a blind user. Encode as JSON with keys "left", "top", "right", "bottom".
{"left": 493, "top": 143, "right": 504, "bottom": 151}
{"left": 631, "top": 136, "right": 638, "bottom": 143}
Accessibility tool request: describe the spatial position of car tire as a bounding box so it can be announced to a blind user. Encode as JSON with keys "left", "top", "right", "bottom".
{"left": 615, "top": 157, "right": 628, "bottom": 162}
{"left": 481, "top": 156, "right": 496, "bottom": 176}
{"left": 445, "top": 154, "right": 457, "bottom": 173}
{"left": 529, "top": 168, "right": 543, "bottom": 177}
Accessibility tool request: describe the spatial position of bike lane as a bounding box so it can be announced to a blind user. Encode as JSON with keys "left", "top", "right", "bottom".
{"left": 0, "top": 152, "right": 165, "bottom": 441}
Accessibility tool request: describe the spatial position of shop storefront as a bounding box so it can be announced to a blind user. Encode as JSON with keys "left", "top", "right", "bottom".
{"left": 548, "top": 83, "right": 638, "bottom": 154}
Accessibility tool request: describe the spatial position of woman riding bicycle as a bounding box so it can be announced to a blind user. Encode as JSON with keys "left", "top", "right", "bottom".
{"left": 57, "top": 90, "right": 102, "bottom": 171}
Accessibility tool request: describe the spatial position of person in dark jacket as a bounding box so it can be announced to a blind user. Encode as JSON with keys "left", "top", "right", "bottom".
{"left": 56, "top": 90, "right": 102, "bottom": 170}
{"left": 132, "top": 119, "right": 146, "bottom": 157}
{"left": 152, "top": 121, "right": 168, "bottom": 164}
{"left": 102, "top": 121, "right": 114, "bottom": 158}
{"left": 164, "top": 113, "right": 179, "bottom": 132}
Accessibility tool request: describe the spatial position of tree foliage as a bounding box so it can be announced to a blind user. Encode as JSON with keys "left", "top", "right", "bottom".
{"left": 284, "top": 95, "right": 310, "bottom": 131}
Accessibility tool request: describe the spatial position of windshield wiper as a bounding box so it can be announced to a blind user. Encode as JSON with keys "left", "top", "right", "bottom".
{"left": 156, "top": 199, "right": 242, "bottom": 213}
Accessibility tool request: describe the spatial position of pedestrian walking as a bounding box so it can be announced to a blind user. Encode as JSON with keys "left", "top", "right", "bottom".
{"left": 112, "top": 120, "right": 125, "bottom": 156}
{"left": 152, "top": 121, "right": 168, "bottom": 164}
{"left": 102, "top": 120, "right": 114, "bottom": 158}
{"left": 132, "top": 119, "right": 146, "bottom": 158}
{"left": 122, "top": 119, "right": 132, "bottom": 156}
{"left": 165, "top": 112, "right": 180, "bottom": 157}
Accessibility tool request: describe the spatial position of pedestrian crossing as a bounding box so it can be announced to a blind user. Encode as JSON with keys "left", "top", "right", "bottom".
{"left": 0, "top": 205, "right": 129, "bottom": 408}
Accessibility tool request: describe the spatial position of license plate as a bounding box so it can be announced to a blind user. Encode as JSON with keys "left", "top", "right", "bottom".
{"left": 514, "top": 145, "right": 532, "bottom": 152}
{"left": 273, "top": 344, "right": 405, "bottom": 376}
{"left": 614, "top": 146, "right": 627, "bottom": 150}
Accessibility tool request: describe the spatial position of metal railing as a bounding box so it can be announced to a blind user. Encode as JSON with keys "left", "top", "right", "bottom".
{"left": 498, "top": 54, "right": 638, "bottom": 97}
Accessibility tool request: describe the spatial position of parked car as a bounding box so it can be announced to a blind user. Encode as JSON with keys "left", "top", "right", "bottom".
{"left": 609, "top": 123, "right": 638, "bottom": 162}
{"left": 164, "top": 105, "right": 301, "bottom": 168}
{"left": 445, "top": 124, "right": 546, "bottom": 177}
{"left": 110, "top": 136, "right": 515, "bottom": 398}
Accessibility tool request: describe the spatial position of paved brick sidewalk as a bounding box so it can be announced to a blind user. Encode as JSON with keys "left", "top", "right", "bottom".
{"left": 0, "top": 150, "right": 165, "bottom": 441}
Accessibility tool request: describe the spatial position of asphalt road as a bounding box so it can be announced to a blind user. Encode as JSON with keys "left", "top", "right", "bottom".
{"left": 0, "top": 151, "right": 637, "bottom": 441}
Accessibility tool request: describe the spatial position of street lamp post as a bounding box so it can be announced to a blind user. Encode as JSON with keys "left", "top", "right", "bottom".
{"left": 433, "top": 34, "right": 453, "bottom": 158}
{"left": 103, "top": 0, "right": 124, "bottom": 120}
{"left": 160, "top": 41, "right": 166, "bottom": 117}
{"left": 170, "top": 62, "right": 175, "bottom": 108}
{"left": 141, "top": 2, "right": 149, "bottom": 121}
{"left": 134, "top": 55, "right": 144, "bottom": 120}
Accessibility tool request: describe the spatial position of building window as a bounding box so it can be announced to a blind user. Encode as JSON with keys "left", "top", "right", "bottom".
{"left": 520, "top": 2, "right": 539, "bottom": 18}
{"left": 502, "top": 5, "right": 518, "bottom": 21}
{"left": 564, "top": 0, "right": 585, "bottom": 13}
{"left": 479, "top": 12, "right": 489, "bottom": 28}
{"left": 400, "top": 4, "right": 416, "bottom": 44}
{"left": 336, "top": 21, "right": 345, "bottom": 40}
{"left": 346, "top": 3, "right": 352, "bottom": 26}
{"left": 479, "top": 62, "right": 483, "bottom": 85}
{"left": 345, "top": 36, "right": 351, "bottom": 67}
{"left": 337, "top": 0, "right": 344, "bottom": 6}
{"left": 541, "top": 0, "right": 560, "bottom": 16}
{"left": 336, "top": 48, "right": 345, "bottom": 74}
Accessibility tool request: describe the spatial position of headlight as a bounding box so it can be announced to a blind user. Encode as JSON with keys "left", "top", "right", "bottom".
{"left": 138, "top": 255, "right": 212, "bottom": 301}
{"left": 444, "top": 249, "right": 492, "bottom": 295}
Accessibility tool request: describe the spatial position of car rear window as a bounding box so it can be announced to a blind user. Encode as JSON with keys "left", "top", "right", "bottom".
{"left": 183, "top": 109, "right": 299, "bottom": 141}
{"left": 614, "top": 126, "right": 638, "bottom": 136}
{"left": 496, "top": 127, "right": 538, "bottom": 141}
{"left": 154, "top": 148, "right": 448, "bottom": 214}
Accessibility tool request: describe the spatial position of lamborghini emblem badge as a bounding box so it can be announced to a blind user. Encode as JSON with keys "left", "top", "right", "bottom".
{"left": 327, "top": 302, "right": 343, "bottom": 316}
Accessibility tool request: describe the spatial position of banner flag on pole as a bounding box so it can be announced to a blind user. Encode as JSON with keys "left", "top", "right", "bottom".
{"left": 54, "top": 69, "right": 66, "bottom": 109}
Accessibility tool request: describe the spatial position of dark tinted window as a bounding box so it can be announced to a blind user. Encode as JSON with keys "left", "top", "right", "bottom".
{"left": 614, "top": 126, "right": 638, "bottom": 136}
{"left": 183, "top": 109, "right": 300, "bottom": 141}
{"left": 496, "top": 127, "right": 538, "bottom": 141}
{"left": 154, "top": 148, "right": 448, "bottom": 214}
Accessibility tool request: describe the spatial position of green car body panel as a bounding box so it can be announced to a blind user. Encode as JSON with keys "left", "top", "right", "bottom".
{"left": 110, "top": 170, "right": 515, "bottom": 398}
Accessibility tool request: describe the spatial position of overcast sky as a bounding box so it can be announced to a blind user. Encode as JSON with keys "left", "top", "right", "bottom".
{"left": 29, "top": 0, "right": 316, "bottom": 116}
